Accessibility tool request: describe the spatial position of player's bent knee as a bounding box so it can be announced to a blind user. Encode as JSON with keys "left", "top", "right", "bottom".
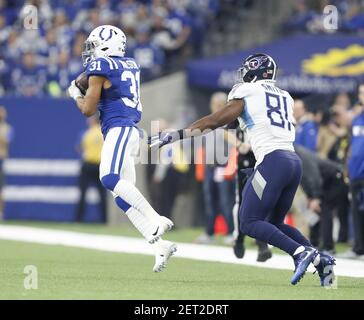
{"left": 101, "top": 174, "right": 120, "bottom": 191}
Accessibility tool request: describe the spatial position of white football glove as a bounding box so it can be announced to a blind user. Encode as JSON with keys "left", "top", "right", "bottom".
{"left": 68, "top": 80, "right": 83, "bottom": 101}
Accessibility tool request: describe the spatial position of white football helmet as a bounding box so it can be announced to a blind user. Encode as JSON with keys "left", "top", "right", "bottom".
{"left": 82, "top": 25, "right": 127, "bottom": 66}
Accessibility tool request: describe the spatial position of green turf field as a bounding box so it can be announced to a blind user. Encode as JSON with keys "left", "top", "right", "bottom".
{"left": 1, "top": 222, "right": 364, "bottom": 299}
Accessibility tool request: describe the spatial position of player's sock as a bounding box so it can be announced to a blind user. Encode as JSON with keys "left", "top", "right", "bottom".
{"left": 293, "top": 246, "right": 305, "bottom": 256}
{"left": 115, "top": 196, "right": 158, "bottom": 240}
{"left": 113, "top": 179, "right": 161, "bottom": 222}
{"left": 126, "top": 207, "right": 159, "bottom": 240}
{"left": 276, "top": 223, "right": 313, "bottom": 247}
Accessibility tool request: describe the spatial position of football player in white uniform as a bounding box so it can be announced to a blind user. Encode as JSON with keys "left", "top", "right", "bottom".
{"left": 149, "top": 54, "right": 335, "bottom": 286}
{"left": 68, "top": 25, "right": 177, "bottom": 273}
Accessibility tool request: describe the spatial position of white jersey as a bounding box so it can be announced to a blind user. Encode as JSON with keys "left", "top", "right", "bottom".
{"left": 228, "top": 80, "right": 295, "bottom": 166}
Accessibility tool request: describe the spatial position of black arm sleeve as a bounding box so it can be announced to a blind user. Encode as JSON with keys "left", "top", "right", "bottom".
{"left": 226, "top": 119, "right": 239, "bottom": 130}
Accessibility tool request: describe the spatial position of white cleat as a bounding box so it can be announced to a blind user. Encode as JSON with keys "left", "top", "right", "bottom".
{"left": 148, "top": 216, "right": 174, "bottom": 244}
{"left": 153, "top": 240, "right": 177, "bottom": 273}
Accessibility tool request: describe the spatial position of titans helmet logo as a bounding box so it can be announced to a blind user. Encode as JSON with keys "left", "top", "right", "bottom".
{"left": 248, "top": 56, "right": 268, "bottom": 70}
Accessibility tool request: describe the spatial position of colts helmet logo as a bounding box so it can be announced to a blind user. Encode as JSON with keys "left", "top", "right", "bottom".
{"left": 248, "top": 56, "right": 268, "bottom": 70}
{"left": 99, "top": 27, "right": 114, "bottom": 41}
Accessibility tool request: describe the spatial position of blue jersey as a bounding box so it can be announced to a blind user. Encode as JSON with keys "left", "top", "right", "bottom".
{"left": 85, "top": 56, "right": 142, "bottom": 137}
{"left": 295, "top": 120, "right": 318, "bottom": 152}
{"left": 349, "top": 111, "right": 364, "bottom": 181}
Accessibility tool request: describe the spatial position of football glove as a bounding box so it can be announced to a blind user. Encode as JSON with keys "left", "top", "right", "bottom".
{"left": 148, "top": 130, "right": 183, "bottom": 149}
{"left": 68, "top": 80, "right": 83, "bottom": 101}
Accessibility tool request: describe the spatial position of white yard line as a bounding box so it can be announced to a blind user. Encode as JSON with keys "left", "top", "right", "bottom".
{"left": 0, "top": 225, "right": 363, "bottom": 278}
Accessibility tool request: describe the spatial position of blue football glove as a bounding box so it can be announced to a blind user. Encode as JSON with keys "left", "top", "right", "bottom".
{"left": 148, "top": 130, "right": 183, "bottom": 149}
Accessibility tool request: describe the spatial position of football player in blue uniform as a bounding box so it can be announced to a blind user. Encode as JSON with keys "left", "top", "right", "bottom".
{"left": 149, "top": 53, "right": 336, "bottom": 286}
{"left": 68, "top": 25, "right": 177, "bottom": 273}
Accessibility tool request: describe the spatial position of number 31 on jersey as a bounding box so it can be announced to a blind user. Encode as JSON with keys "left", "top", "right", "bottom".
{"left": 121, "top": 70, "right": 142, "bottom": 112}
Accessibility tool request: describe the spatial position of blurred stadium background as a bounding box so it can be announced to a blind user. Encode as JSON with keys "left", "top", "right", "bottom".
{"left": 0, "top": 0, "right": 364, "bottom": 299}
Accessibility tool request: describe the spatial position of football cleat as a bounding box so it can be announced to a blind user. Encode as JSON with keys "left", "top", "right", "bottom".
{"left": 257, "top": 247, "right": 272, "bottom": 262}
{"left": 233, "top": 239, "right": 245, "bottom": 259}
{"left": 153, "top": 240, "right": 177, "bottom": 273}
{"left": 313, "top": 252, "right": 336, "bottom": 287}
{"left": 291, "top": 247, "right": 318, "bottom": 285}
{"left": 256, "top": 241, "right": 272, "bottom": 262}
{"left": 148, "top": 216, "right": 174, "bottom": 244}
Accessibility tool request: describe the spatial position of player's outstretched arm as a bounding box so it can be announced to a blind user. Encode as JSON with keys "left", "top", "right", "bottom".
{"left": 68, "top": 76, "right": 105, "bottom": 117}
{"left": 187, "top": 99, "right": 244, "bottom": 133}
{"left": 149, "top": 99, "right": 244, "bottom": 148}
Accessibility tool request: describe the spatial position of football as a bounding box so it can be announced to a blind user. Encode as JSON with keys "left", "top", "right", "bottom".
{"left": 75, "top": 72, "right": 88, "bottom": 95}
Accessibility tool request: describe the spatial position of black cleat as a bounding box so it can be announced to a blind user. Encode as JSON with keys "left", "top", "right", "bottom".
{"left": 257, "top": 247, "right": 272, "bottom": 262}
{"left": 233, "top": 240, "right": 245, "bottom": 259}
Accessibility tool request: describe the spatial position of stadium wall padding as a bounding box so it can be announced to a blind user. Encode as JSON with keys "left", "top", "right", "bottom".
{"left": 0, "top": 97, "right": 104, "bottom": 222}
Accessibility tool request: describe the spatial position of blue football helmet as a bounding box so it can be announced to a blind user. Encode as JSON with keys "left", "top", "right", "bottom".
{"left": 237, "top": 53, "right": 277, "bottom": 83}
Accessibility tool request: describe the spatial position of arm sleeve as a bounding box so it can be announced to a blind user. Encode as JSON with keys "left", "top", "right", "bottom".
{"left": 226, "top": 119, "right": 239, "bottom": 130}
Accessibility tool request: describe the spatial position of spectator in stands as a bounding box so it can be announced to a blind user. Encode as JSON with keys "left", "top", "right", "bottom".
{"left": 164, "top": 2, "right": 192, "bottom": 57}
{"left": 130, "top": 27, "right": 165, "bottom": 81}
{"left": 315, "top": 107, "right": 350, "bottom": 244}
{"left": 294, "top": 99, "right": 318, "bottom": 151}
{"left": 10, "top": 51, "right": 47, "bottom": 96}
{"left": 1, "top": 0, "right": 217, "bottom": 94}
{"left": 135, "top": 4, "right": 152, "bottom": 33}
{"left": 75, "top": 116, "right": 107, "bottom": 223}
{"left": 285, "top": 0, "right": 364, "bottom": 34}
{"left": 296, "top": 145, "right": 347, "bottom": 253}
{"left": 48, "top": 49, "right": 83, "bottom": 96}
{"left": 0, "top": 13, "right": 10, "bottom": 45}
{"left": 53, "top": 9, "right": 74, "bottom": 48}
{"left": 38, "top": 29, "right": 60, "bottom": 68}
{"left": 68, "top": 41, "right": 85, "bottom": 80}
{"left": 284, "top": 0, "right": 318, "bottom": 33}
{"left": 3, "top": 30, "right": 21, "bottom": 65}
{"left": 334, "top": 92, "right": 352, "bottom": 110}
{"left": 118, "top": 0, "right": 140, "bottom": 36}
{"left": 0, "top": 56, "right": 6, "bottom": 96}
{"left": 0, "top": 0, "right": 17, "bottom": 26}
{"left": 316, "top": 109, "right": 337, "bottom": 159}
{"left": 97, "top": 0, "right": 115, "bottom": 25}
{"left": 0, "top": 106, "right": 12, "bottom": 220}
{"left": 340, "top": 83, "right": 364, "bottom": 259}
{"left": 328, "top": 103, "right": 351, "bottom": 165}
{"left": 341, "top": 1, "right": 364, "bottom": 33}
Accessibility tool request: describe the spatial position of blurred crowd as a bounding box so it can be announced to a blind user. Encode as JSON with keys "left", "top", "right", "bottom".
{"left": 2, "top": 0, "right": 363, "bottom": 97}
{"left": 0, "top": 0, "right": 222, "bottom": 96}
{"left": 284, "top": 0, "right": 364, "bottom": 34}
{"left": 289, "top": 86, "right": 364, "bottom": 258}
